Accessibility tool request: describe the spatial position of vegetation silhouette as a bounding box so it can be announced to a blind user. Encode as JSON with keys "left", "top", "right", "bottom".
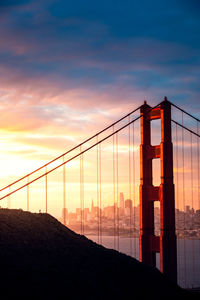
{"left": 0, "top": 209, "right": 197, "bottom": 300}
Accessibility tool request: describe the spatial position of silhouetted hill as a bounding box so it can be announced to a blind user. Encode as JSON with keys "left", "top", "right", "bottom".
{"left": 0, "top": 209, "right": 196, "bottom": 300}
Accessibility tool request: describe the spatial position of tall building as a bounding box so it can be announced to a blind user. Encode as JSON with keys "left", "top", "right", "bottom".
{"left": 185, "top": 205, "right": 190, "bottom": 214}
{"left": 120, "top": 192, "right": 124, "bottom": 208}
{"left": 91, "top": 199, "right": 100, "bottom": 219}
{"left": 103, "top": 205, "right": 115, "bottom": 219}
{"left": 76, "top": 208, "right": 81, "bottom": 221}
{"left": 125, "top": 199, "right": 132, "bottom": 217}
{"left": 119, "top": 192, "right": 125, "bottom": 216}
{"left": 84, "top": 208, "right": 90, "bottom": 222}
{"left": 125, "top": 199, "right": 132, "bottom": 209}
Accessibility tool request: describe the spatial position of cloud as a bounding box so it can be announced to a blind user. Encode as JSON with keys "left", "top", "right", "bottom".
{"left": 0, "top": 0, "right": 199, "bottom": 218}
{"left": 0, "top": 0, "right": 199, "bottom": 159}
{"left": 0, "top": 0, "right": 199, "bottom": 118}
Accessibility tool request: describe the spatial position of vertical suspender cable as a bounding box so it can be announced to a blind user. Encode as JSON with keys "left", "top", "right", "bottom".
{"left": 80, "top": 147, "right": 84, "bottom": 235}
{"left": 113, "top": 126, "right": 116, "bottom": 249}
{"left": 198, "top": 122, "right": 200, "bottom": 210}
{"left": 190, "top": 133, "right": 195, "bottom": 286}
{"left": 116, "top": 132, "right": 119, "bottom": 251}
{"left": 132, "top": 122, "right": 136, "bottom": 258}
{"left": 63, "top": 156, "right": 66, "bottom": 225}
{"left": 182, "top": 112, "right": 187, "bottom": 287}
{"left": 27, "top": 176, "right": 29, "bottom": 211}
{"left": 45, "top": 166, "right": 48, "bottom": 213}
{"left": 81, "top": 152, "right": 83, "bottom": 235}
{"left": 82, "top": 153, "right": 84, "bottom": 235}
{"left": 99, "top": 142, "right": 102, "bottom": 244}
{"left": 197, "top": 122, "right": 200, "bottom": 264}
{"left": 80, "top": 146, "right": 82, "bottom": 235}
{"left": 175, "top": 123, "right": 180, "bottom": 284}
{"left": 128, "top": 115, "right": 132, "bottom": 256}
{"left": 97, "top": 136, "right": 100, "bottom": 243}
{"left": 175, "top": 123, "right": 179, "bottom": 212}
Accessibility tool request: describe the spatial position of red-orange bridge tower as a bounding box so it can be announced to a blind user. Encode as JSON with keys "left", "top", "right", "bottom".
{"left": 139, "top": 98, "right": 177, "bottom": 283}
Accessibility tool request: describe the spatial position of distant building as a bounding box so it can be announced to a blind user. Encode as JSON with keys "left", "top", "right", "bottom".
{"left": 125, "top": 199, "right": 132, "bottom": 216}
{"left": 68, "top": 212, "right": 76, "bottom": 224}
{"left": 196, "top": 209, "right": 200, "bottom": 216}
{"left": 84, "top": 208, "right": 90, "bottom": 222}
{"left": 103, "top": 206, "right": 115, "bottom": 219}
{"left": 91, "top": 200, "right": 100, "bottom": 219}
{"left": 185, "top": 205, "right": 190, "bottom": 214}
{"left": 120, "top": 192, "right": 124, "bottom": 209}
{"left": 125, "top": 199, "right": 132, "bottom": 209}
{"left": 119, "top": 192, "right": 125, "bottom": 215}
{"left": 76, "top": 208, "right": 81, "bottom": 221}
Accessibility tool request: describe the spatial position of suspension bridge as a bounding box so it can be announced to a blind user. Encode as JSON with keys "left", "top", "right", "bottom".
{"left": 0, "top": 97, "right": 199, "bottom": 289}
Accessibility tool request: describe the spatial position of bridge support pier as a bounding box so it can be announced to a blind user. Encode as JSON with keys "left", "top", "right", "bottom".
{"left": 139, "top": 98, "right": 177, "bottom": 283}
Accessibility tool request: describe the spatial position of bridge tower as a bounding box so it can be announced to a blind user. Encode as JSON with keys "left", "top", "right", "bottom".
{"left": 139, "top": 97, "right": 177, "bottom": 283}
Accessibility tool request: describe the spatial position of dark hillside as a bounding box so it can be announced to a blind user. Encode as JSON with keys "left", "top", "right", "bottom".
{"left": 0, "top": 209, "right": 195, "bottom": 299}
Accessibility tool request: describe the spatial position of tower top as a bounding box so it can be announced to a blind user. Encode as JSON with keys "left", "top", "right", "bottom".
{"left": 164, "top": 96, "right": 168, "bottom": 101}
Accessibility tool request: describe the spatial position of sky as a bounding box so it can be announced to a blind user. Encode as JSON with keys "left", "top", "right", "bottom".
{"left": 0, "top": 0, "right": 199, "bottom": 214}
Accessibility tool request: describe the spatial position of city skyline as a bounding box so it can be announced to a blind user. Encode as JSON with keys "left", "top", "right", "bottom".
{"left": 59, "top": 191, "right": 200, "bottom": 239}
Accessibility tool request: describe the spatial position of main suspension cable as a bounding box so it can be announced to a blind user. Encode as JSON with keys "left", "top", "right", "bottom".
{"left": 0, "top": 106, "right": 142, "bottom": 193}
{"left": 170, "top": 101, "right": 200, "bottom": 122}
{"left": 0, "top": 103, "right": 163, "bottom": 202}
{"left": 171, "top": 120, "right": 200, "bottom": 138}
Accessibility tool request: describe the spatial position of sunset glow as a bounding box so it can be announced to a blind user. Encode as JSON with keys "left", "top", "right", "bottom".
{"left": 0, "top": 1, "right": 199, "bottom": 219}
